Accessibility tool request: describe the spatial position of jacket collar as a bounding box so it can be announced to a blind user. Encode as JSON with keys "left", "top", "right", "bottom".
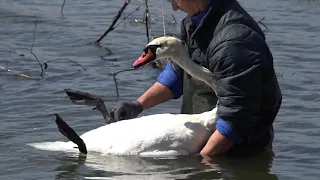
{"left": 191, "top": 0, "right": 213, "bottom": 28}
{"left": 185, "top": 0, "right": 233, "bottom": 39}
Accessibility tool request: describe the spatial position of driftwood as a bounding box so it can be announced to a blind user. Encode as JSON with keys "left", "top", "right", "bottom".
{"left": 0, "top": 65, "right": 30, "bottom": 78}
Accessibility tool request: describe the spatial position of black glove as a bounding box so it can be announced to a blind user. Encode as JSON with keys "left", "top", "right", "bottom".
{"left": 110, "top": 100, "right": 143, "bottom": 121}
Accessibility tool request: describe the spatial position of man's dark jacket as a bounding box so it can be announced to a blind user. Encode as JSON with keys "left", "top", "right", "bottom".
{"left": 170, "top": 0, "right": 282, "bottom": 155}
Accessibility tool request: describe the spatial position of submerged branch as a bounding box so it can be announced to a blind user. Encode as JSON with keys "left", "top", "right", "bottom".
{"left": 95, "top": 0, "right": 131, "bottom": 44}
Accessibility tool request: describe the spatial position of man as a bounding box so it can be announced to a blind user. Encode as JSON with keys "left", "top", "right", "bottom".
{"left": 110, "top": 0, "right": 282, "bottom": 157}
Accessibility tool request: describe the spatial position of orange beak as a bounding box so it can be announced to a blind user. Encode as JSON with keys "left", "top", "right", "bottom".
{"left": 132, "top": 49, "right": 155, "bottom": 69}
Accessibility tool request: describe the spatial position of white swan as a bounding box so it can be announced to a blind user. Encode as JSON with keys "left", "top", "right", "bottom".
{"left": 29, "top": 36, "right": 218, "bottom": 157}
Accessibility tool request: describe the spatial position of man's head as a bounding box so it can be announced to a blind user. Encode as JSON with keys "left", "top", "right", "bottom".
{"left": 168, "top": 0, "right": 209, "bottom": 16}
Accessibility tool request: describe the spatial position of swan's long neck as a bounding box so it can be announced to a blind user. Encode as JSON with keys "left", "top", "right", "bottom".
{"left": 171, "top": 47, "right": 217, "bottom": 92}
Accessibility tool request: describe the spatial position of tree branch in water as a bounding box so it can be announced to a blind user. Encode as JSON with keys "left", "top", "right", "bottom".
{"left": 43, "top": 58, "right": 86, "bottom": 71}
{"left": 257, "top": 17, "right": 268, "bottom": 30}
{"left": 95, "top": 0, "right": 131, "bottom": 44}
{"left": 29, "top": 14, "right": 86, "bottom": 78}
{"left": 112, "top": 68, "right": 135, "bottom": 100}
{"left": 61, "top": 0, "right": 66, "bottom": 16}
{"left": 144, "top": 0, "right": 151, "bottom": 42}
{"left": 113, "top": 5, "right": 142, "bottom": 30}
{"left": 30, "top": 14, "right": 44, "bottom": 77}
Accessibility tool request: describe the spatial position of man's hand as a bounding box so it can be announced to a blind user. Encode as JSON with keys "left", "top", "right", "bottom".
{"left": 200, "top": 130, "right": 233, "bottom": 157}
{"left": 110, "top": 100, "right": 143, "bottom": 121}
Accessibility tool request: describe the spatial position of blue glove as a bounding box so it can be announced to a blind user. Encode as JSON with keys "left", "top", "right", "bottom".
{"left": 110, "top": 100, "right": 143, "bottom": 121}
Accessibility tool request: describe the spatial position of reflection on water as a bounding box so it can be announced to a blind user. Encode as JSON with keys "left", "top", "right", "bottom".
{"left": 47, "top": 149, "right": 276, "bottom": 180}
{"left": 202, "top": 149, "right": 277, "bottom": 180}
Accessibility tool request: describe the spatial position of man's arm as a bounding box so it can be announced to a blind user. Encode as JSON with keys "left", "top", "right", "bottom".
{"left": 138, "top": 63, "right": 183, "bottom": 110}
{"left": 200, "top": 37, "right": 264, "bottom": 156}
{"left": 200, "top": 130, "right": 233, "bottom": 157}
{"left": 137, "top": 82, "right": 174, "bottom": 109}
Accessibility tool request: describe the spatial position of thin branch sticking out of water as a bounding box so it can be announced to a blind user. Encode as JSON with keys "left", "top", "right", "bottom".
{"left": 144, "top": 0, "right": 151, "bottom": 42}
{"left": 61, "top": 0, "right": 66, "bottom": 15}
{"left": 257, "top": 17, "right": 268, "bottom": 30}
{"left": 43, "top": 58, "right": 86, "bottom": 71}
{"left": 111, "top": 68, "right": 135, "bottom": 100}
{"left": 161, "top": 0, "right": 166, "bottom": 36}
{"left": 30, "top": 14, "right": 44, "bottom": 77}
{"left": 29, "top": 14, "right": 86, "bottom": 78}
{"left": 113, "top": 5, "right": 142, "bottom": 30}
{"left": 171, "top": 14, "right": 177, "bottom": 24}
{"left": 95, "top": 0, "right": 131, "bottom": 44}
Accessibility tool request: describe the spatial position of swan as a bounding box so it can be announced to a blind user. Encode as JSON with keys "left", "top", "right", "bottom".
{"left": 28, "top": 36, "right": 218, "bottom": 157}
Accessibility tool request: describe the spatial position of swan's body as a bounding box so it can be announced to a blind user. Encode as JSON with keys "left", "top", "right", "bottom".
{"left": 29, "top": 36, "right": 218, "bottom": 157}
{"left": 30, "top": 108, "right": 217, "bottom": 156}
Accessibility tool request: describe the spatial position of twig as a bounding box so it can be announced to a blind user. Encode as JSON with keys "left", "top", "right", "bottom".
{"left": 161, "top": 0, "right": 166, "bottom": 36}
{"left": 113, "top": 5, "right": 142, "bottom": 30}
{"left": 95, "top": 0, "right": 131, "bottom": 44}
{"left": 111, "top": 68, "right": 135, "bottom": 100}
{"left": 257, "top": 17, "right": 268, "bottom": 30}
{"left": 113, "top": 68, "right": 135, "bottom": 76}
{"left": 30, "top": 14, "right": 44, "bottom": 77}
{"left": 29, "top": 15, "right": 85, "bottom": 78}
{"left": 61, "top": 0, "right": 66, "bottom": 15}
{"left": 43, "top": 58, "right": 86, "bottom": 71}
{"left": 171, "top": 14, "right": 177, "bottom": 24}
{"left": 144, "top": 0, "right": 151, "bottom": 42}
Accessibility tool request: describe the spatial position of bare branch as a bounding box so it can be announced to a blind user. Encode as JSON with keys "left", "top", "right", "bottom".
{"left": 30, "top": 14, "right": 44, "bottom": 77}
{"left": 43, "top": 58, "right": 86, "bottom": 71}
{"left": 171, "top": 14, "right": 177, "bottom": 24}
{"left": 111, "top": 68, "right": 135, "bottom": 100}
{"left": 161, "top": 0, "right": 166, "bottom": 36}
{"left": 113, "top": 5, "right": 142, "bottom": 29}
{"left": 257, "top": 17, "right": 268, "bottom": 30}
{"left": 95, "top": 0, "right": 131, "bottom": 44}
{"left": 113, "top": 67, "right": 135, "bottom": 76}
{"left": 144, "top": 0, "right": 151, "bottom": 42}
{"left": 61, "top": 0, "right": 66, "bottom": 15}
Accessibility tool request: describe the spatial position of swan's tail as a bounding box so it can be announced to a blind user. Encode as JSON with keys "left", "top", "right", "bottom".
{"left": 54, "top": 114, "right": 87, "bottom": 154}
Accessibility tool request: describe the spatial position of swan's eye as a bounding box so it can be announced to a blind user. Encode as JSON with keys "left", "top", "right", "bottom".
{"left": 142, "top": 48, "right": 148, "bottom": 57}
{"left": 145, "top": 44, "right": 162, "bottom": 56}
{"left": 148, "top": 44, "right": 162, "bottom": 50}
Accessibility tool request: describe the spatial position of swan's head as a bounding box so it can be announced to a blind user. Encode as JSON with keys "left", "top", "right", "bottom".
{"left": 132, "top": 36, "right": 184, "bottom": 69}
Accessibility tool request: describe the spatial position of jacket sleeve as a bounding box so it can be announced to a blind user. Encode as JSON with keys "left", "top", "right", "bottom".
{"left": 156, "top": 18, "right": 188, "bottom": 99}
{"left": 156, "top": 64, "right": 183, "bottom": 99}
{"left": 208, "top": 40, "right": 263, "bottom": 142}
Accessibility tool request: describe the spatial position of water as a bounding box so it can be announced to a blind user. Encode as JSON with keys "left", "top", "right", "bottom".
{"left": 0, "top": 0, "right": 320, "bottom": 179}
